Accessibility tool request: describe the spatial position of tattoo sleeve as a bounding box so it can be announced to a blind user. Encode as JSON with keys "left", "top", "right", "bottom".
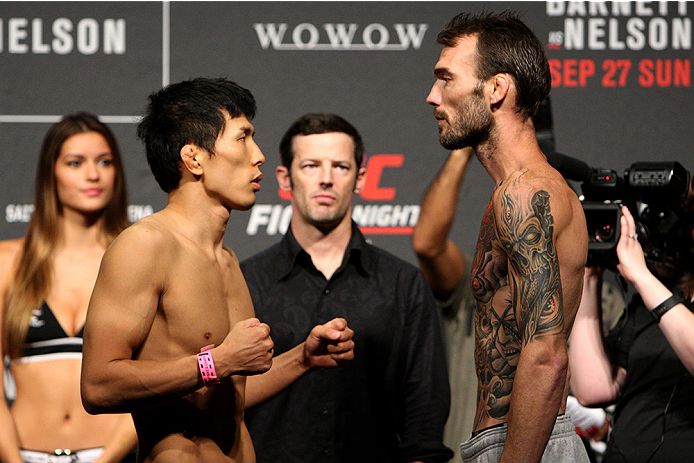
{"left": 496, "top": 186, "right": 564, "bottom": 345}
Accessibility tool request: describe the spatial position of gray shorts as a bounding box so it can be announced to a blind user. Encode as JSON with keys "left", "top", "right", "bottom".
{"left": 460, "top": 415, "right": 590, "bottom": 463}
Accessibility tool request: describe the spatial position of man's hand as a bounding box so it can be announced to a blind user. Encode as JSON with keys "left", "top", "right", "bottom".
{"left": 303, "top": 318, "right": 355, "bottom": 369}
{"left": 215, "top": 318, "right": 274, "bottom": 377}
{"left": 243, "top": 318, "right": 354, "bottom": 408}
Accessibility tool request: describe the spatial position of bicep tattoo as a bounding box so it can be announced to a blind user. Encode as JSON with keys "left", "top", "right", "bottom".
{"left": 496, "top": 188, "right": 564, "bottom": 345}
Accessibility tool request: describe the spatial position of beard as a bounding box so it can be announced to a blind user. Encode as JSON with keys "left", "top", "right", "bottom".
{"left": 437, "top": 84, "right": 494, "bottom": 150}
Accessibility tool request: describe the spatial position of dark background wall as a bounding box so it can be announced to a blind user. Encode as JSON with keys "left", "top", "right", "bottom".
{"left": 1, "top": 1, "right": 692, "bottom": 264}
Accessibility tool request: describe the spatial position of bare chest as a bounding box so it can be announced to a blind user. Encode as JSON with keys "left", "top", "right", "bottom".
{"left": 147, "top": 250, "right": 254, "bottom": 356}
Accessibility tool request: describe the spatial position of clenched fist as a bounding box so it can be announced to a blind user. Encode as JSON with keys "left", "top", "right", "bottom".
{"left": 213, "top": 318, "right": 274, "bottom": 377}
{"left": 303, "top": 318, "right": 355, "bottom": 369}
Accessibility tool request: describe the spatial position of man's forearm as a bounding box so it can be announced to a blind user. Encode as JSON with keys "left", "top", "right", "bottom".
{"left": 413, "top": 148, "right": 472, "bottom": 256}
{"left": 245, "top": 343, "right": 310, "bottom": 409}
{"left": 413, "top": 149, "right": 472, "bottom": 298}
{"left": 500, "top": 341, "right": 568, "bottom": 463}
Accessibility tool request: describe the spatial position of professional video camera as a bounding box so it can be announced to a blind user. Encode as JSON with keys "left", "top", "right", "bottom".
{"left": 548, "top": 153, "right": 692, "bottom": 279}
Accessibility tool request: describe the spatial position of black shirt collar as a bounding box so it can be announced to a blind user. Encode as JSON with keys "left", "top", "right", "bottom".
{"left": 276, "top": 220, "right": 372, "bottom": 280}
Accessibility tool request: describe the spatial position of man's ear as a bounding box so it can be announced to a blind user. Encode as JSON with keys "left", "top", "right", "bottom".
{"left": 180, "top": 144, "right": 204, "bottom": 176}
{"left": 490, "top": 73, "right": 512, "bottom": 106}
{"left": 276, "top": 165, "right": 292, "bottom": 191}
{"left": 353, "top": 166, "right": 367, "bottom": 194}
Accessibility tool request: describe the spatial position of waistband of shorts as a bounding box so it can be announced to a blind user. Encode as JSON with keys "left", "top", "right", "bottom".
{"left": 20, "top": 448, "right": 104, "bottom": 463}
{"left": 471, "top": 421, "right": 506, "bottom": 438}
{"left": 468, "top": 414, "right": 571, "bottom": 441}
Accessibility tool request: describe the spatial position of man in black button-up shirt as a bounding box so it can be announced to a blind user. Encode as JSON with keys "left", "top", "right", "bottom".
{"left": 241, "top": 113, "right": 453, "bottom": 463}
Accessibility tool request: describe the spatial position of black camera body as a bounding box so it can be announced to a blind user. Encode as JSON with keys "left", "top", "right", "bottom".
{"left": 549, "top": 154, "right": 691, "bottom": 277}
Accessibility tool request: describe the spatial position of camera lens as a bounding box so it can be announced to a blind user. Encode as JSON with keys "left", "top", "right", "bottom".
{"left": 594, "top": 224, "right": 614, "bottom": 243}
{"left": 584, "top": 202, "right": 621, "bottom": 250}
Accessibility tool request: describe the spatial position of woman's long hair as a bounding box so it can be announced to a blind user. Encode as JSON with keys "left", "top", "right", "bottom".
{"left": 3, "top": 113, "right": 129, "bottom": 359}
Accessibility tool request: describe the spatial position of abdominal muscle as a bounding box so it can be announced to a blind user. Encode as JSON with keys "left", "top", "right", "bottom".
{"left": 10, "top": 358, "right": 124, "bottom": 451}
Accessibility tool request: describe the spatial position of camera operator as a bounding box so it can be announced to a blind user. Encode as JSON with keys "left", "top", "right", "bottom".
{"left": 569, "top": 197, "right": 694, "bottom": 463}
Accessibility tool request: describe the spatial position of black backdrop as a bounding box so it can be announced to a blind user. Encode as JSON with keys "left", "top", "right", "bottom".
{"left": 2, "top": 1, "right": 692, "bottom": 264}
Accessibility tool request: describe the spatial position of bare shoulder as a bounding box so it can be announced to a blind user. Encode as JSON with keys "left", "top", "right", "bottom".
{"left": 100, "top": 214, "right": 179, "bottom": 278}
{"left": 493, "top": 164, "right": 584, "bottom": 235}
{"left": 0, "top": 238, "right": 24, "bottom": 290}
{"left": 89, "top": 214, "right": 179, "bottom": 320}
{"left": 493, "top": 163, "right": 588, "bottom": 285}
{"left": 495, "top": 164, "right": 574, "bottom": 202}
{"left": 109, "top": 214, "right": 175, "bottom": 255}
{"left": 0, "top": 238, "right": 24, "bottom": 265}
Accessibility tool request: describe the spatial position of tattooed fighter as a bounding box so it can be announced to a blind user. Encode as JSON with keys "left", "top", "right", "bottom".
{"left": 426, "top": 12, "right": 590, "bottom": 463}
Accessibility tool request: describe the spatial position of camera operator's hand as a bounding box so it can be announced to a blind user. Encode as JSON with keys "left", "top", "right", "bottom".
{"left": 615, "top": 206, "right": 652, "bottom": 286}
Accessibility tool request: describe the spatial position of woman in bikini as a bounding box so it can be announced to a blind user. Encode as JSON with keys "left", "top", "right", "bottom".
{"left": 0, "top": 113, "right": 137, "bottom": 463}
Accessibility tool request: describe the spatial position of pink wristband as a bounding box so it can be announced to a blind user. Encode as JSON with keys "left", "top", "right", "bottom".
{"left": 197, "top": 344, "right": 220, "bottom": 387}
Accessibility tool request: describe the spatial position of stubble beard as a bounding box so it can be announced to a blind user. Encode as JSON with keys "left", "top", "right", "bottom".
{"left": 437, "top": 87, "right": 493, "bottom": 151}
